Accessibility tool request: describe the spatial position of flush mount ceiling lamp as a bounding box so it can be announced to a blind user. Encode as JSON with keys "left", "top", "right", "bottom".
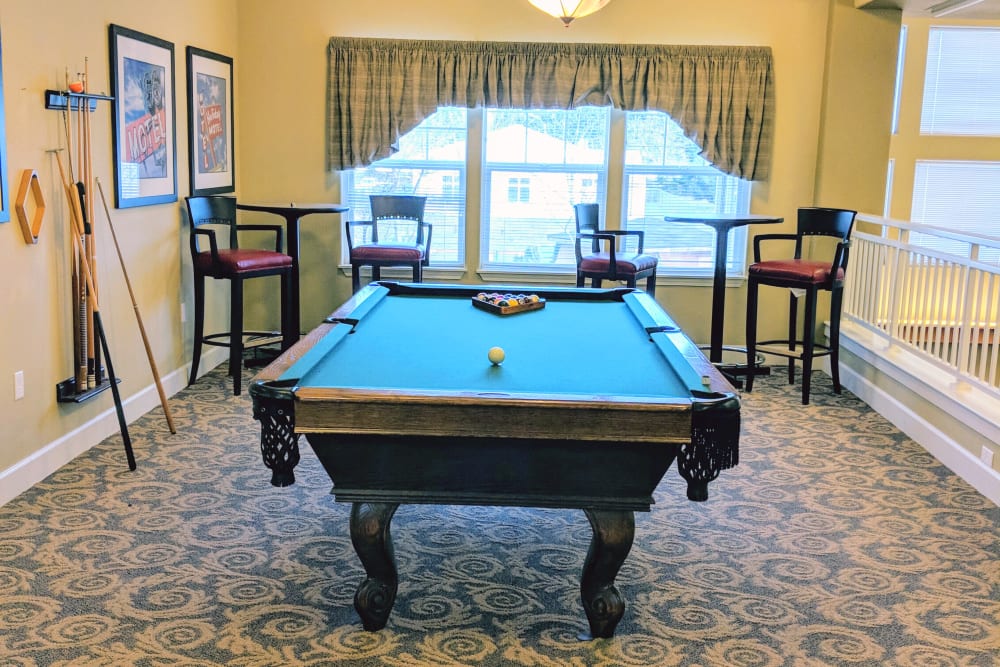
{"left": 928, "top": 0, "right": 986, "bottom": 17}
{"left": 529, "top": 0, "right": 612, "bottom": 26}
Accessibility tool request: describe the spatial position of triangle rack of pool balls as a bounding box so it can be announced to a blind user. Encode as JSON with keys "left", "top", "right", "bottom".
{"left": 471, "top": 292, "right": 546, "bottom": 315}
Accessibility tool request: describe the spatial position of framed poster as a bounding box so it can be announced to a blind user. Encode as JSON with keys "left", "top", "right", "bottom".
{"left": 108, "top": 24, "right": 177, "bottom": 208}
{"left": 0, "top": 31, "right": 9, "bottom": 223}
{"left": 186, "top": 47, "right": 234, "bottom": 196}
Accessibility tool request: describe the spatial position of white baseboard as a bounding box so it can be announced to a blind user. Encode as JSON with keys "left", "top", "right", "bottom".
{"left": 838, "top": 356, "right": 1000, "bottom": 507}
{"left": 0, "top": 349, "right": 227, "bottom": 507}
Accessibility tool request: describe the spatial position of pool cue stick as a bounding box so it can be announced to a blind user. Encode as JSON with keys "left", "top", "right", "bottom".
{"left": 76, "top": 91, "right": 96, "bottom": 389}
{"left": 61, "top": 85, "right": 76, "bottom": 183}
{"left": 83, "top": 62, "right": 97, "bottom": 304}
{"left": 52, "top": 150, "right": 135, "bottom": 469}
{"left": 96, "top": 178, "right": 176, "bottom": 434}
{"left": 54, "top": 137, "right": 88, "bottom": 393}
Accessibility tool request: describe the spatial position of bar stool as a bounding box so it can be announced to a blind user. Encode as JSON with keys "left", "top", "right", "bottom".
{"left": 574, "top": 203, "right": 658, "bottom": 295}
{"left": 186, "top": 196, "right": 295, "bottom": 395}
{"left": 745, "top": 207, "right": 856, "bottom": 404}
{"left": 345, "top": 195, "right": 431, "bottom": 293}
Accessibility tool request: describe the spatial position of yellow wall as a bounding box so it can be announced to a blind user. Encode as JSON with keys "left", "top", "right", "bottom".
{"left": 0, "top": 0, "right": 899, "bottom": 488}
{"left": 0, "top": 0, "right": 238, "bottom": 479}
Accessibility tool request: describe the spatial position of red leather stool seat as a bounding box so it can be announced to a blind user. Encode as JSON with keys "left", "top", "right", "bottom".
{"left": 195, "top": 249, "right": 293, "bottom": 277}
{"left": 580, "top": 252, "right": 659, "bottom": 277}
{"left": 750, "top": 259, "right": 845, "bottom": 284}
{"left": 350, "top": 245, "right": 426, "bottom": 262}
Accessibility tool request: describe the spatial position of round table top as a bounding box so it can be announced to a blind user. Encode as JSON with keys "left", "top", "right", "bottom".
{"left": 236, "top": 202, "right": 349, "bottom": 215}
{"left": 663, "top": 214, "right": 783, "bottom": 229}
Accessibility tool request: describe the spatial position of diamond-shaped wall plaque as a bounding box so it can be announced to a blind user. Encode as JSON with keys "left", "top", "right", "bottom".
{"left": 15, "top": 169, "right": 46, "bottom": 244}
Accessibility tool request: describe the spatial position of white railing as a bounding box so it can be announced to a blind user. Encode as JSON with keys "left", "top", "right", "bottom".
{"left": 843, "top": 213, "right": 1000, "bottom": 398}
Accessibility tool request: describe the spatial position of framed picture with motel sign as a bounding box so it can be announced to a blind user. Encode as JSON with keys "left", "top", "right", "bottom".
{"left": 109, "top": 24, "right": 177, "bottom": 208}
{"left": 186, "top": 47, "right": 235, "bottom": 196}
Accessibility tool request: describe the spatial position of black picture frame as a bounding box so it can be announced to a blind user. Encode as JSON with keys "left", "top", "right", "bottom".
{"left": 0, "top": 31, "right": 9, "bottom": 223}
{"left": 108, "top": 24, "right": 177, "bottom": 208}
{"left": 186, "top": 47, "right": 235, "bottom": 196}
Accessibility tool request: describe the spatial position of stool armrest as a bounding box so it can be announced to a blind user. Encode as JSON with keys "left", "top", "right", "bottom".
{"left": 420, "top": 222, "right": 433, "bottom": 265}
{"left": 831, "top": 239, "right": 851, "bottom": 280}
{"left": 237, "top": 224, "right": 285, "bottom": 253}
{"left": 192, "top": 227, "right": 221, "bottom": 262}
{"left": 345, "top": 220, "right": 375, "bottom": 251}
{"left": 603, "top": 229, "right": 645, "bottom": 253}
{"left": 577, "top": 231, "right": 620, "bottom": 272}
{"left": 753, "top": 233, "right": 798, "bottom": 262}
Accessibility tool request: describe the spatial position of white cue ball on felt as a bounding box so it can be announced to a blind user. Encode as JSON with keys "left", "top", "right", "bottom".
{"left": 488, "top": 346, "right": 505, "bottom": 365}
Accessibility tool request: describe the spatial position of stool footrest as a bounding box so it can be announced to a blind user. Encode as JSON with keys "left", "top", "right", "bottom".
{"left": 756, "top": 340, "right": 832, "bottom": 361}
{"left": 201, "top": 331, "right": 284, "bottom": 349}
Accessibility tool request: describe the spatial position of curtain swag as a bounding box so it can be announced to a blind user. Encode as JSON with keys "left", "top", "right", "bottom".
{"left": 327, "top": 36, "right": 774, "bottom": 182}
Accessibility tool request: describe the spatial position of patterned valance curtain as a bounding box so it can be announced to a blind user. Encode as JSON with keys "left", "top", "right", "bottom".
{"left": 327, "top": 36, "right": 774, "bottom": 181}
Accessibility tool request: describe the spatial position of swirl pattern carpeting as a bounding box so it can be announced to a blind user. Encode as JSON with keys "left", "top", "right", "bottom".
{"left": 1, "top": 367, "right": 997, "bottom": 666}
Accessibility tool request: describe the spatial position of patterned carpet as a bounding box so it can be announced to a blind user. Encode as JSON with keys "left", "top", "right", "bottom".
{"left": 1, "top": 366, "right": 997, "bottom": 666}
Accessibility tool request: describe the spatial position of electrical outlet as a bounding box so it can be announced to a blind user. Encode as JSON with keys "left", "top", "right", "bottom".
{"left": 14, "top": 371, "right": 24, "bottom": 400}
{"left": 980, "top": 446, "right": 994, "bottom": 468}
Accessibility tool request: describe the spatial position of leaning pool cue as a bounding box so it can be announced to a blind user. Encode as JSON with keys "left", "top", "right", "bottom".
{"left": 96, "top": 178, "right": 176, "bottom": 433}
{"left": 50, "top": 149, "right": 136, "bottom": 469}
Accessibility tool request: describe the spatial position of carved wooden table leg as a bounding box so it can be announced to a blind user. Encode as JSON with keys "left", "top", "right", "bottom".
{"left": 350, "top": 502, "right": 400, "bottom": 631}
{"left": 580, "top": 509, "right": 635, "bottom": 639}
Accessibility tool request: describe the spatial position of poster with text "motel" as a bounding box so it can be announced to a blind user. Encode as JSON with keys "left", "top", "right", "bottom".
{"left": 123, "top": 57, "right": 168, "bottom": 179}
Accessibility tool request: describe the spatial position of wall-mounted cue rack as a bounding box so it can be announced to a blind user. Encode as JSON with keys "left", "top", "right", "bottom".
{"left": 44, "top": 89, "right": 114, "bottom": 112}
{"left": 45, "top": 86, "right": 136, "bottom": 470}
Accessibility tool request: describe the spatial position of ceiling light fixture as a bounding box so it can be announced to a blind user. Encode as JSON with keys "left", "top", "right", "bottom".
{"left": 528, "top": 0, "right": 612, "bottom": 27}
{"left": 929, "top": 0, "right": 986, "bottom": 17}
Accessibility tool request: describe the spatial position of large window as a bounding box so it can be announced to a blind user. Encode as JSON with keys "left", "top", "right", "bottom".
{"left": 343, "top": 106, "right": 753, "bottom": 276}
{"left": 341, "top": 108, "right": 467, "bottom": 265}
{"left": 911, "top": 160, "right": 1000, "bottom": 263}
{"left": 481, "top": 107, "right": 609, "bottom": 269}
{"left": 920, "top": 27, "right": 1000, "bottom": 136}
{"left": 623, "top": 111, "right": 751, "bottom": 275}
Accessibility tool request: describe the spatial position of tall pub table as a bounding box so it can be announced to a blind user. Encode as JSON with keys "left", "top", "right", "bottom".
{"left": 236, "top": 202, "right": 349, "bottom": 338}
{"left": 663, "top": 214, "right": 783, "bottom": 385}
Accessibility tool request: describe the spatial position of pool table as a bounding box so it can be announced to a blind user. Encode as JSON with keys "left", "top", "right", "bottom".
{"left": 249, "top": 281, "right": 740, "bottom": 638}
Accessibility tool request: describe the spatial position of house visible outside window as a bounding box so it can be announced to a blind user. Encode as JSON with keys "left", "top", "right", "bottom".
{"left": 341, "top": 107, "right": 467, "bottom": 266}
{"left": 623, "top": 111, "right": 751, "bottom": 276}
{"left": 507, "top": 177, "right": 531, "bottom": 203}
{"left": 482, "top": 107, "right": 609, "bottom": 269}
{"left": 906, "top": 26, "right": 1000, "bottom": 262}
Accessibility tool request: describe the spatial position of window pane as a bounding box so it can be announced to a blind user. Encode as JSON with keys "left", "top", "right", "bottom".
{"left": 482, "top": 108, "right": 609, "bottom": 268}
{"left": 623, "top": 111, "right": 751, "bottom": 275}
{"left": 920, "top": 27, "right": 1000, "bottom": 136}
{"left": 341, "top": 108, "right": 467, "bottom": 265}
{"left": 911, "top": 160, "right": 1000, "bottom": 263}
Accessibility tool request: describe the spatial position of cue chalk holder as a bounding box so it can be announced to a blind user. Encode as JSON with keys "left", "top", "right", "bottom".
{"left": 15, "top": 169, "right": 46, "bottom": 244}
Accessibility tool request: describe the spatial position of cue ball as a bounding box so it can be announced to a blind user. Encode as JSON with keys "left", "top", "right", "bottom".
{"left": 488, "top": 346, "right": 505, "bottom": 365}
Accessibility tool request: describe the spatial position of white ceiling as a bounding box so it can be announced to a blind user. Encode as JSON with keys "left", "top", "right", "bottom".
{"left": 860, "top": 0, "right": 1000, "bottom": 19}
